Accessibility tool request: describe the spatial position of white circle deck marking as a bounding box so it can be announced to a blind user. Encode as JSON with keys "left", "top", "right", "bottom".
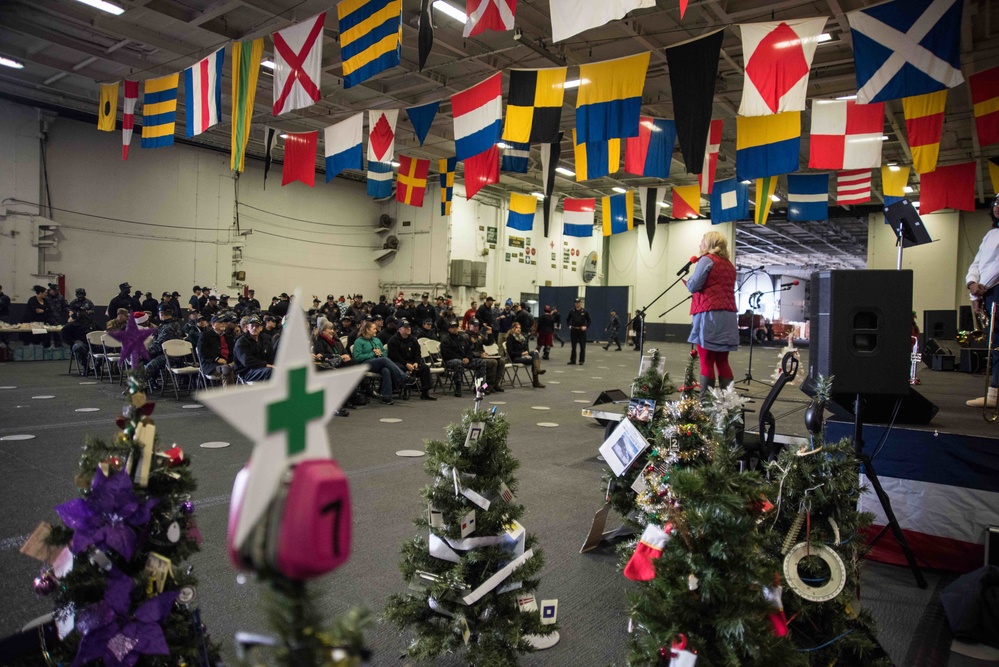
{"left": 32, "top": 395, "right": 55, "bottom": 400}
{"left": 75, "top": 408, "right": 100, "bottom": 413}
{"left": 199, "top": 441, "right": 230, "bottom": 449}
{"left": 379, "top": 418, "right": 403, "bottom": 424}
{"left": 182, "top": 404, "right": 203, "bottom": 409}
{"left": 1, "top": 434, "right": 35, "bottom": 441}
{"left": 531, "top": 406, "right": 551, "bottom": 411}
{"left": 537, "top": 422, "right": 559, "bottom": 428}
{"left": 396, "top": 449, "right": 425, "bottom": 457}
{"left": 488, "top": 401, "right": 507, "bottom": 405}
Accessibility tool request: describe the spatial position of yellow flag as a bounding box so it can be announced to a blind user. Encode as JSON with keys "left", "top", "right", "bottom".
{"left": 880, "top": 165, "right": 910, "bottom": 198}
{"left": 98, "top": 82, "right": 119, "bottom": 132}
{"left": 988, "top": 158, "right": 999, "bottom": 196}
{"left": 754, "top": 176, "right": 778, "bottom": 225}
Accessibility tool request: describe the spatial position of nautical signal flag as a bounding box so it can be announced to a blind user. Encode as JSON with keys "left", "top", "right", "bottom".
{"left": 902, "top": 90, "right": 947, "bottom": 174}
{"left": 406, "top": 100, "right": 439, "bottom": 147}
{"left": 549, "top": 0, "right": 655, "bottom": 43}
{"left": 338, "top": 0, "right": 402, "bottom": 89}
{"left": 920, "top": 162, "right": 976, "bottom": 214}
{"left": 989, "top": 158, "right": 999, "bottom": 195}
{"left": 808, "top": 99, "right": 885, "bottom": 170}
{"left": 368, "top": 109, "right": 398, "bottom": 163}
{"left": 418, "top": 0, "right": 434, "bottom": 71}
{"left": 507, "top": 192, "right": 537, "bottom": 231}
{"left": 698, "top": 119, "right": 724, "bottom": 195}
{"left": 141, "top": 73, "right": 179, "bottom": 149}
{"left": 452, "top": 72, "right": 502, "bottom": 161}
{"left": 396, "top": 156, "right": 430, "bottom": 207}
{"left": 847, "top": 0, "right": 964, "bottom": 104}
{"left": 710, "top": 178, "right": 749, "bottom": 224}
{"left": 440, "top": 157, "right": 456, "bottom": 216}
{"left": 970, "top": 66, "right": 999, "bottom": 147}
{"left": 624, "top": 117, "right": 676, "bottom": 179}
{"left": 754, "top": 176, "right": 779, "bottom": 225}
{"left": 281, "top": 132, "right": 318, "bottom": 187}
{"left": 184, "top": 47, "right": 224, "bottom": 138}
{"left": 231, "top": 38, "right": 263, "bottom": 172}
{"left": 273, "top": 13, "right": 325, "bottom": 114}
{"left": 563, "top": 197, "right": 595, "bottom": 237}
{"left": 638, "top": 186, "right": 667, "bottom": 247}
{"left": 836, "top": 170, "right": 872, "bottom": 205}
{"left": 576, "top": 52, "right": 650, "bottom": 144}
{"left": 324, "top": 112, "right": 363, "bottom": 183}
{"left": 573, "top": 129, "right": 620, "bottom": 181}
{"left": 787, "top": 173, "right": 829, "bottom": 221}
{"left": 671, "top": 185, "right": 701, "bottom": 219}
{"left": 464, "top": 0, "right": 517, "bottom": 38}
{"left": 602, "top": 190, "right": 635, "bottom": 236}
{"left": 122, "top": 80, "right": 138, "bottom": 160}
{"left": 367, "top": 162, "right": 394, "bottom": 198}
{"left": 881, "top": 165, "right": 910, "bottom": 206}
{"left": 666, "top": 29, "right": 724, "bottom": 176}
{"left": 503, "top": 67, "right": 566, "bottom": 144}
{"left": 463, "top": 144, "right": 499, "bottom": 200}
{"left": 501, "top": 141, "right": 530, "bottom": 173}
{"left": 98, "top": 82, "right": 118, "bottom": 132}
{"left": 263, "top": 126, "right": 279, "bottom": 187}
{"left": 738, "top": 18, "right": 827, "bottom": 116}
{"left": 735, "top": 111, "right": 800, "bottom": 181}
{"left": 539, "top": 133, "right": 562, "bottom": 238}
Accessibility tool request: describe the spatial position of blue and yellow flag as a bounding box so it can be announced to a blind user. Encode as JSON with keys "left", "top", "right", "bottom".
{"left": 573, "top": 129, "right": 620, "bottom": 181}
{"left": 601, "top": 190, "right": 634, "bottom": 236}
{"left": 735, "top": 111, "right": 800, "bottom": 181}
{"left": 338, "top": 0, "right": 402, "bottom": 89}
{"left": 141, "top": 73, "right": 179, "bottom": 148}
{"left": 507, "top": 193, "right": 537, "bottom": 231}
{"left": 576, "top": 52, "right": 650, "bottom": 144}
{"left": 439, "top": 157, "right": 456, "bottom": 216}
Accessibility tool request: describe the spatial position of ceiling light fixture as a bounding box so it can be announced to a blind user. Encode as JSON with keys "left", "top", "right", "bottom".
{"left": 888, "top": 165, "right": 901, "bottom": 172}
{"left": 433, "top": 1, "right": 468, "bottom": 23}
{"left": 771, "top": 194, "right": 781, "bottom": 202}
{"left": 817, "top": 33, "right": 833, "bottom": 43}
{"left": 391, "top": 161, "right": 401, "bottom": 167}
{"left": 0, "top": 56, "right": 25, "bottom": 69}
{"left": 73, "top": 0, "right": 125, "bottom": 15}
{"left": 882, "top": 135, "right": 890, "bottom": 141}
{"left": 612, "top": 187, "right": 627, "bottom": 194}
{"left": 497, "top": 142, "right": 509, "bottom": 149}
{"left": 555, "top": 166, "right": 575, "bottom": 177}
{"left": 279, "top": 134, "right": 288, "bottom": 139}
{"left": 903, "top": 186, "right": 914, "bottom": 193}
{"left": 836, "top": 94, "right": 857, "bottom": 100}
{"left": 532, "top": 192, "right": 546, "bottom": 199}
{"left": 912, "top": 201, "right": 920, "bottom": 208}
{"left": 658, "top": 201, "right": 670, "bottom": 208}
{"left": 563, "top": 79, "right": 582, "bottom": 89}
{"left": 260, "top": 60, "right": 276, "bottom": 70}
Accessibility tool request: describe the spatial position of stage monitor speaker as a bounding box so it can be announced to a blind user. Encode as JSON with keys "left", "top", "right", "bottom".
{"left": 808, "top": 270, "right": 912, "bottom": 396}
{"left": 923, "top": 309, "right": 957, "bottom": 340}
{"left": 801, "top": 378, "right": 939, "bottom": 425}
{"left": 595, "top": 389, "right": 628, "bottom": 405}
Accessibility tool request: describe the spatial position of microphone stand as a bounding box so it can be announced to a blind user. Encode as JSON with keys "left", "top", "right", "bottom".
{"left": 738, "top": 286, "right": 791, "bottom": 388}
{"left": 625, "top": 266, "right": 692, "bottom": 362}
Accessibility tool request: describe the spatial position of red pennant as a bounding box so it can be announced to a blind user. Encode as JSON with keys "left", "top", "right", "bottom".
{"left": 463, "top": 145, "right": 499, "bottom": 200}
{"left": 920, "top": 162, "right": 976, "bottom": 214}
{"left": 282, "top": 131, "right": 318, "bottom": 187}
{"left": 679, "top": 0, "right": 688, "bottom": 18}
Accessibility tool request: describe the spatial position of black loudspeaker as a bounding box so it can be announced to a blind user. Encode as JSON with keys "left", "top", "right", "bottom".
{"left": 595, "top": 389, "right": 628, "bottom": 405}
{"left": 801, "top": 379, "right": 939, "bottom": 425}
{"left": 923, "top": 309, "right": 957, "bottom": 340}
{"left": 960, "top": 305, "right": 974, "bottom": 332}
{"left": 808, "top": 270, "right": 912, "bottom": 396}
{"left": 923, "top": 338, "right": 956, "bottom": 371}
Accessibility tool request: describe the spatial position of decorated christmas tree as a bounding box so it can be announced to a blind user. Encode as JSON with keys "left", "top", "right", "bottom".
{"left": 627, "top": 385, "right": 801, "bottom": 666}
{"left": 20, "top": 368, "right": 219, "bottom": 667}
{"left": 762, "top": 375, "right": 890, "bottom": 665}
{"left": 385, "top": 408, "right": 557, "bottom": 665}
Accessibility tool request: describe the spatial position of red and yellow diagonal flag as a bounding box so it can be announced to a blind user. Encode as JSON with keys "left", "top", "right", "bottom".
{"left": 671, "top": 184, "right": 701, "bottom": 219}
{"left": 396, "top": 155, "right": 430, "bottom": 207}
{"left": 902, "top": 90, "right": 946, "bottom": 174}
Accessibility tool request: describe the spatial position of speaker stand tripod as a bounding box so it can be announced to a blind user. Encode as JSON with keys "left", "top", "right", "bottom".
{"left": 852, "top": 393, "right": 927, "bottom": 589}
{"left": 737, "top": 292, "right": 772, "bottom": 389}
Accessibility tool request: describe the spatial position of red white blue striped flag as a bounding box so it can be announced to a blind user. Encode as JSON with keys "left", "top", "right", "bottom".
{"left": 184, "top": 47, "right": 225, "bottom": 138}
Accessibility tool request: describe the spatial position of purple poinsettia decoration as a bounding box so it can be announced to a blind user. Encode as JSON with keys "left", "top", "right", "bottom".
{"left": 55, "top": 468, "right": 158, "bottom": 561}
{"left": 72, "top": 568, "right": 177, "bottom": 667}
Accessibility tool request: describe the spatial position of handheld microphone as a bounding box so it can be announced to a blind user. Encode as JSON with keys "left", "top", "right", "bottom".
{"left": 676, "top": 255, "right": 699, "bottom": 277}
{"left": 780, "top": 280, "right": 800, "bottom": 291}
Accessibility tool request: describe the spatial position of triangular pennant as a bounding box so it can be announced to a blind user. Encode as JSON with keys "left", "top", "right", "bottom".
{"left": 263, "top": 126, "right": 279, "bottom": 189}
{"left": 638, "top": 186, "right": 667, "bottom": 247}
{"left": 754, "top": 176, "right": 778, "bottom": 225}
{"left": 418, "top": 0, "right": 435, "bottom": 71}
{"left": 666, "top": 29, "right": 724, "bottom": 175}
{"left": 539, "top": 132, "right": 562, "bottom": 238}
{"left": 407, "top": 100, "right": 439, "bottom": 147}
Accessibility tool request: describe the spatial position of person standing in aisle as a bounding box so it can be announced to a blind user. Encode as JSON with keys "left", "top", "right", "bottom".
{"left": 536, "top": 305, "right": 555, "bottom": 359}
{"left": 565, "top": 298, "right": 591, "bottom": 365}
{"left": 603, "top": 309, "right": 622, "bottom": 350}
{"left": 685, "top": 231, "right": 739, "bottom": 400}
{"left": 551, "top": 306, "right": 565, "bottom": 347}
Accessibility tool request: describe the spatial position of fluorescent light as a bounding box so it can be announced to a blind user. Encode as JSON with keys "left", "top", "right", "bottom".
{"left": 903, "top": 186, "right": 914, "bottom": 193}
{"left": 279, "top": 133, "right": 288, "bottom": 139}
{"left": 391, "top": 161, "right": 401, "bottom": 168}
{"left": 658, "top": 201, "right": 670, "bottom": 208}
{"left": 612, "top": 187, "right": 627, "bottom": 194}
{"left": 740, "top": 180, "right": 751, "bottom": 184}
{"left": 882, "top": 135, "right": 890, "bottom": 141}
{"left": 532, "top": 192, "right": 546, "bottom": 199}
{"left": 888, "top": 165, "right": 901, "bottom": 172}
{"left": 73, "top": 0, "right": 125, "bottom": 15}
{"left": 836, "top": 94, "right": 857, "bottom": 100}
{"left": 555, "top": 166, "right": 575, "bottom": 177}
{"left": 771, "top": 194, "right": 781, "bottom": 202}
{"left": 0, "top": 56, "right": 24, "bottom": 69}
{"left": 912, "top": 201, "right": 920, "bottom": 208}
{"left": 496, "top": 142, "right": 509, "bottom": 149}
{"left": 260, "top": 60, "right": 276, "bottom": 70}
{"left": 817, "top": 32, "right": 833, "bottom": 43}
{"left": 564, "top": 79, "right": 582, "bottom": 89}
{"left": 433, "top": 1, "right": 467, "bottom": 23}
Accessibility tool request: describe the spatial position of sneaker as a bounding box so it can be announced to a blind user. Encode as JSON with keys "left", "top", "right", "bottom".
{"left": 381, "top": 397, "right": 394, "bottom": 405}
{"left": 567, "top": 361, "right": 576, "bottom": 365}
{"left": 334, "top": 409, "right": 350, "bottom": 417}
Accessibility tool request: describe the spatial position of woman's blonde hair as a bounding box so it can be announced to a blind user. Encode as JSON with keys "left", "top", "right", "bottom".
{"left": 701, "top": 231, "right": 729, "bottom": 259}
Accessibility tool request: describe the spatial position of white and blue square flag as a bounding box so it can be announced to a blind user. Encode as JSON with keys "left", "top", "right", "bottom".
{"left": 709, "top": 177, "right": 748, "bottom": 224}
{"left": 787, "top": 173, "right": 829, "bottom": 221}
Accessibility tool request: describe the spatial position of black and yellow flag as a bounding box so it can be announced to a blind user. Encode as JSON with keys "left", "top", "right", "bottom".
{"left": 502, "top": 67, "right": 566, "bottom": 144}
{"left": 989, "top": 157, "right": 999, "bottom": 196}
{"left": 98, "top": 81, "right": 119, "bottom": 132}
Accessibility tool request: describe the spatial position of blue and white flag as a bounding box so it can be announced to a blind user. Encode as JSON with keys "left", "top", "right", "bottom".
{"left": 787, "top": 173, "right": 829, "bottom": 221}
{"left": 406, "top": 100, "right": 439, "bottom": 147}
{"left": 367, "top": 161, "right": 394, "bottom": 198}
{"left": 324, "top": 113, "right": 363, "bottom": 183}
{"left": 709, "top": 177, "right": 748, "bottom": 224}
{"left": 847, "top": 0, "right": 964, "bottom": 104}
{"left": 501, "top": 141, "right": 530, "bottom": 173}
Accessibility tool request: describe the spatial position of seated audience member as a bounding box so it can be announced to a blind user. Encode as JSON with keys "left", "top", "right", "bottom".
{"left": 466, "top": 319, "right": 504, "bottom": 393}
{"left": 414, "top": 318, "right": 438, "bottom": 341}
{"left": 505, "top": 321, "right": 546, "bottom": 388}
{"left": 337, "top": 315, "right": 356, "bottom": 338}
{"left": 319, "top": 295, "right": 340, "bottom": 320}
{"left": 106, "top": 308, "right": 130, "bottom": 332}
{"left": 352, "top": 320, "right": 406, "bottom": 405}
{"left": 198, "top": 314, "right": 236, "bottom": 386}
{"left": 439, "top": 320, "right": 486, "bottom": 397}
{"left": 183, "top": 311, "right": 201, "bottom": 344}
{"left": 245, "top": 289, "right": 261, "bottom": 313}
{"left": 377, "top": 315, "right": 398, "bottom": 345}
{"left": 201, "top": 294, "right": 219, "bottom": 318}
{"left": 144, "top": 303, "right": 186, "bottom": 392}
{"left": 69, "top": 288, "right": 95, "bottom": 322}
{"left": 387, "top": 319, "right": 437, "bottom": 401}
{"left": 347, "top": 315, "right": 370, "bottom": 350}
{"left": 62, "top": 307, "right": 97, "bottom": 375}
{"left": 260, "top": 314, "right": 280, "bottom": 345}
{"left": 313, "top": 319, "right": 355, "bottom": 370}
{"left": 307, "top": 297, "right": 322, "bottom": 322}
{"left": 234, "top": 316, "right": 274, "bottom": 382}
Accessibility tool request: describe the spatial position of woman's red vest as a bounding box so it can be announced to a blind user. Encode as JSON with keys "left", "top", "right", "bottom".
{"left": 690, "top": 253, "right": 737, "bottom": 314}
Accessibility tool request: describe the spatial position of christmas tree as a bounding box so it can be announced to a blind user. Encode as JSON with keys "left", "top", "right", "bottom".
{"left": 21, "top": 371, "right": 219, "bottom": 667}
{"left": 762, "top": 376, "right": 890, "bottom": 665}
{"left": 627, "top": 385, "right": 802, "bottom": 666}
{"left": 384, "top": 408, "right": 556, "bottom": 665}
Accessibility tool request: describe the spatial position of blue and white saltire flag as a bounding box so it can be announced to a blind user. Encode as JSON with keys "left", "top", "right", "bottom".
{"left": 324, "top": 113, "right": 363, "bottom": 182}
{"left": 847, "top": 0, "right": 964, "bottom": 104}
{"left": 787, "top": 173, "right": 829, "bottom": 221}
{"left": 709, "top": 177, "right": 749, "bottom": 224}
{"left": 367, "top": 161, "right": 394, "bottom": 198}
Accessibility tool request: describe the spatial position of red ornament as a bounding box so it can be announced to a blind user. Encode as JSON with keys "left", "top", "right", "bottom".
{"left": 139, "top": 402, "right": 156, "bottom": 416}
{"left": 164, "top": 446, "right": 185, "bottom": 467}
{"left": 115, "top": 416, "right": 128, "bottom": 430}
{"left": 689, "top": 349, "right": 697, "bottom": 358}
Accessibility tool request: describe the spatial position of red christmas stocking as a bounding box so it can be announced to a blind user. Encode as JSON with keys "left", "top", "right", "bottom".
{"left": 624, "top": 523, "right": 671, "bottom": 581}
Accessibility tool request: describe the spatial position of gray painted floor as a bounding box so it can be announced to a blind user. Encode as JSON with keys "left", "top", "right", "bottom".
{"left": 1, "top": 341, "right": 994, "bottom": 665}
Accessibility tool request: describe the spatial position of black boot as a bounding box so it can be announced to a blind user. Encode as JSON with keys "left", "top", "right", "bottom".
{"left": 420, "top": 390, "right": 438, "bottom": 401}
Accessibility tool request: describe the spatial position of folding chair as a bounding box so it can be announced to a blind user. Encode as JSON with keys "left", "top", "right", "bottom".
{"left": 419, "top": 338, "right": 447, "bottom": 393}
{"left": 99, "top": 333, "right": 122, "bottom": 383}
{"left": 84, "top": 331, "right": 104, "bottom": 379}
{"left": 194, "top": 347, "right": 224, "bottom": 390}
{"left": 161, "top": 339, "right": 201, "bottom": 399}
{"left": 503, "top": 348, "right": 528, "bottom": 388}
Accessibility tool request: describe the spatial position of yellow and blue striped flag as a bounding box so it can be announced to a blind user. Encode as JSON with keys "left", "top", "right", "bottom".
{"left": 507, "top": 193, "right": 537, "bottom": 231}
{"left": 576, "top": 52, "right": 649, "bottom": 143}
{"left": 735, "top": 111, "right": 800, "bottom": 181}
{"left": 573, "top": 129, "right": 620, "bottom": 181}
{"left": 601, "top": 190, "right": 634, "bottom": 236}
{"left": 338, "top": 0, "right": 402, "bottom": 89}
{"left": 141, "top": 73, "right": 179, "bottom": 148}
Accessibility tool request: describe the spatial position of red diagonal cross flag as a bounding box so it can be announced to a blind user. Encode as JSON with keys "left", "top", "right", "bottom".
{"left": 273, "top": 13, "right": 326, "bottom": 116}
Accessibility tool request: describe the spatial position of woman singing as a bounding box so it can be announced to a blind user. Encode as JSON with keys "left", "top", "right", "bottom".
{"left": 686, "top": 231, "right": 739, "bottom": 400}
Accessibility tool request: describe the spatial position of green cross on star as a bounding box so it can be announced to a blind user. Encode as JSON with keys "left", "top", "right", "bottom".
{"left": 266, "top": 366, "right": 325, "bottom": 457}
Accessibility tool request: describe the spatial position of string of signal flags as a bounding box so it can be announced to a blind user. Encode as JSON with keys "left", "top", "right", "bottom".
{"left": 91, "top": 0, "right": 998, "bottom": 243}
